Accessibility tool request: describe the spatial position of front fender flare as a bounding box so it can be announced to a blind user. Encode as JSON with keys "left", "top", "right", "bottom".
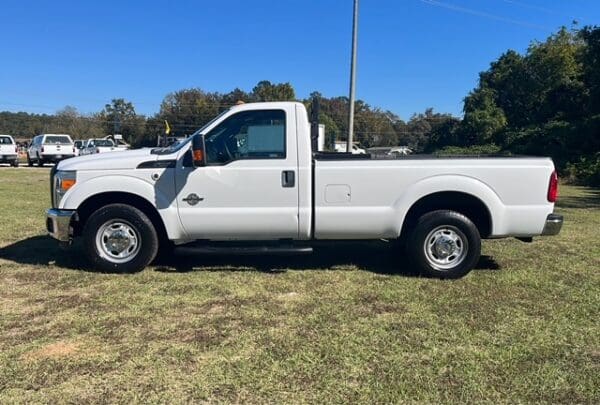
{"left": 61, "top": 174, "right": 185, "bottom": 240}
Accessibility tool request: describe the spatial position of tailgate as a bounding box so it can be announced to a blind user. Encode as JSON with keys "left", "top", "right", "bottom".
{"left": 0, "top": 144, "right": 16, "bottom": 154}
{"left": 43, "top": 144, "right": 70, "bottom": 155}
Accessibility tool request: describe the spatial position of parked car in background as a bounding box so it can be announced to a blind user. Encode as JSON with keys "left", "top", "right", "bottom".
{"left": 73, "top": 140, "right": 85, "bottom": 156}
{"left": 0, "top": 135, "right": 19, "bottom": 167}
{"left": 334, "top": 141, "right": 366, "bottom": 154}
{"left": 104, "top": 135, "right": 130, "bottom": 151}
{"left": 27, "top": 134, "right": 74, "bottom": 167}
{"left": 80, "top": 138, "right": 125, "bottom": 155}
{"left": 368, "top": 146, "right": 414, "bottom": 157}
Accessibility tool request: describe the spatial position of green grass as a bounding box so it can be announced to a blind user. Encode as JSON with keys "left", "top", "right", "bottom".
{"left": 0, "top": 168, "right": 598, "bottom": 403}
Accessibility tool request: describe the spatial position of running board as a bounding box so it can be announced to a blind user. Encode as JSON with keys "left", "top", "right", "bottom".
{"left": 174, "top": 243, "right": 313, "bottom": 256}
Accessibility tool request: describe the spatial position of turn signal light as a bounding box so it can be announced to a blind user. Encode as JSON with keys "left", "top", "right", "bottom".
{"left": 193, "top": 149, "right": 204, "bottom": 161}
{"left": 547, "top": 170, "right": 558, "bottom": 203}
{"left": 60, "top": 178, "right": 76, "bottom": 191}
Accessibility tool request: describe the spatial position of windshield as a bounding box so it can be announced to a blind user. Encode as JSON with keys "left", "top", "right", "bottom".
{"left": 94, "top": 139, "right": 114, "bottom": 147}
{"left": 44, "top": 135, "right": 72, "bottom": 145}
{"left": 152, "top": 108, "right": 230, "bottom": 155}
{"left": 0, "top": 136, "right": 14, "bottom": 145}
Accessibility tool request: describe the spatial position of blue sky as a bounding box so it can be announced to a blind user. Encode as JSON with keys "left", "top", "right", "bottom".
{"left": 1, "top": 0, "right": 598, "bottom": 120}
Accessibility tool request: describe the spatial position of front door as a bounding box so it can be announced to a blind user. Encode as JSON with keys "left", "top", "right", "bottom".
{"left": 175, "top": 107, "right": 299, "bottom": 240}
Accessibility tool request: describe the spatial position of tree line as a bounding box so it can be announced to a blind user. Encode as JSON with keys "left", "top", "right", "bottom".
{"left": 1, "top": 26, "right": 599, "bottom": 184}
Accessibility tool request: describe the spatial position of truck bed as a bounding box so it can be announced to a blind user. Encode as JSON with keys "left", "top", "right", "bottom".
{"left": 312, "top": 155, "right": 555, "bottom": 240}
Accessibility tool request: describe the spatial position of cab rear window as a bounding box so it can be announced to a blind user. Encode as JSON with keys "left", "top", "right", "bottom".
{"left": 44, "top": 136, "right": 72, "bottom": 144}
{"left": 0, "top": 136, "right": 14, "bottom": 144}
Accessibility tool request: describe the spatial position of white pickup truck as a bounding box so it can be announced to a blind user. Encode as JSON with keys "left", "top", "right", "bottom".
{"left": 28, "top": 134, "right": 75, "bottom": 166}
{"left": 79, "top": 138, "right": 123, "bottom": 156}
{"left": 0, "top": 135, "right": 19, "bottom": 167}
{"left": 46, "top": 102, "right": 562, "bottom": 278}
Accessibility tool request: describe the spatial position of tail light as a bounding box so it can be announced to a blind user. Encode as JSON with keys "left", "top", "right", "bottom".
{"left": 15, "top": 146, "right": 18, "bottom": 153}
{"left": 72, "top": 147, "right": 75, "bottom": 153}
{"left": 96, "top": 148, "right": 100, "bottom": 153}
{"left": 547, "top": 170, "right": 558, "bottom": 202}
{"left": 41, "top": 146, "right": 45, "bottom": 153}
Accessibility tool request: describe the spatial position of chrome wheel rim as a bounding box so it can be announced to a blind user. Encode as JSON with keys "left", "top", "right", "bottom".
{"left": 423, "top": 225, "right": 468, "bottom": 271}
{"left": 95, "top": 220, "right": 141, "bottom": 264}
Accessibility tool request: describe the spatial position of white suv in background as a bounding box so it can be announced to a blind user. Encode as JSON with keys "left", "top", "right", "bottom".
{"left": 80, "top": 138, "right": 123, "bottom": 155}
{"left": 27, "top": 134, "right": 75, "bottom": 166}
{"left": 0, "top": 135, "right": 19, "bottom": 167}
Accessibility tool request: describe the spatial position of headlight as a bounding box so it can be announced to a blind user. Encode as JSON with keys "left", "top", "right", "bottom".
{"left": 54, "top": 170, "right": 77, "bottom": 207}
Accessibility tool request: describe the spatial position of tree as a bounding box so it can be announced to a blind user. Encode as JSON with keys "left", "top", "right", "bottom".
{"left": 251, "top": 81, "right": 295, "bottom": 102}
{"left": 55, "top": 106, "right": 103, "bottom": 139}
{"left": 460, "top": 88, "right": 507, "bottom": 145}
{"left": 157, "top": 89, "right": 221, "bottom": 138}
{"left": 99, "top": 98, "right": 146, "bottom": 146}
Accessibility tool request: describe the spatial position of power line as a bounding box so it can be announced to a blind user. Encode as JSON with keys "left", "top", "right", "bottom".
{"left": 417, "top": 0, "right": 551, "bottom": 31}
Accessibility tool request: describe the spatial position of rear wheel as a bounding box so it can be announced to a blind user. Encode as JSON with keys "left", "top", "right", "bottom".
{"left": 37, "top": 154, "right": 44, "bottom": 167}
{"left": 407, "top": 210, "right": 481, "bottom": 279}
{"left": 12, "top": 160, "right": 18, "bottom": 167}
{"left": 82, "top": 204, "right": 159, "bottom": 273}
{"left": 27, "top": 155, "right": 33, "bottom": 166}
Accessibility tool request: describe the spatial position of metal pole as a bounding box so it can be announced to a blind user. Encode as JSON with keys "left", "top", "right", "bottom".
{"left": 347, "top": 0, "right": 359, "bottom": 153}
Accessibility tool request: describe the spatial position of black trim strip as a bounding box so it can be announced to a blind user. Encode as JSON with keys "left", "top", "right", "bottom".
{"left": 137, "top": 160, "right": 176, "bottom": 169}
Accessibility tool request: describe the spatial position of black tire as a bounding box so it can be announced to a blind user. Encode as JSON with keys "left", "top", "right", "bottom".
{"left": 12, "top": 160, "right": 19, "bottom": 167}
{"left": 27, "top": 155, "right": 33, "bottom": 167}
{"left": 82, "top": 204, "right": 159, "bottom": 273}
{"left": 407, "top": 210, "right": 481, "bottom": 279}
{"left": 37, "top": 155, "right": 44, "bottom": 167}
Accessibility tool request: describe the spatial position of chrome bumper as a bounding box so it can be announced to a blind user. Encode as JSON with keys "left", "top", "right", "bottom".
{"left": 46, "top": 209, "right": 76, "bottom": 242}
{"left": 541, "top": 214, "right": 563, "bottom": 236}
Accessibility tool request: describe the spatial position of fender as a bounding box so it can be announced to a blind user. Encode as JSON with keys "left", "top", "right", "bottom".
{"left": 60, "top": 174, "right": 187, "bottom": 240}
{"left": 392, "top": 174, "right": 507, "bottom": 237}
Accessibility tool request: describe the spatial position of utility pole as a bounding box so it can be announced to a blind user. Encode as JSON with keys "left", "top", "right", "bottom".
{"left": 347, "top": 0, "right": 359, "bottom": 153}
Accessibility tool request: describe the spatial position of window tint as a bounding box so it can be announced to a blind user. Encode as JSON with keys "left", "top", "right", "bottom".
{"left": 204, "top": 110, "right": 286, "bottom": 164}
{"left": 94, "top": 139, "right": 114, "bottom": 147}
{"left": 44, "top": 136, "right": 72, "bottom": 144}
{"left": 0, "top": 136, "right": 14, "bottom": 145}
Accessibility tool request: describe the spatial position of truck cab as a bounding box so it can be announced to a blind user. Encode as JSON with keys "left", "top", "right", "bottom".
{"left": 46, "top": 102, "right": 563, "bottom": 278}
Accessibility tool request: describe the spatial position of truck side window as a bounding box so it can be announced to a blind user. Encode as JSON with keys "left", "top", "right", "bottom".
{"left": 204, "top": 109, "right": 286, "bottom": 165}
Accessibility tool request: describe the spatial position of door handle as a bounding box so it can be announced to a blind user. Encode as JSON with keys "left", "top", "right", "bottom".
{"left": 281, "top": 170, "right": 295, "bottom": 188}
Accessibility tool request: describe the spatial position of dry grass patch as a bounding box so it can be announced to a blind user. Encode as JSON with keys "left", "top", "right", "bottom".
{"left": 20, "top": 340, "right": 82, "bottom": 362}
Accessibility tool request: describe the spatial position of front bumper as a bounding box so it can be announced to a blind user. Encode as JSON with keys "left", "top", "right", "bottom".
{"left": 541, "top": 214, "right": 563, "bottom": 236}
{"left": 46, "top": 209, "right": 76, "bottom": 242}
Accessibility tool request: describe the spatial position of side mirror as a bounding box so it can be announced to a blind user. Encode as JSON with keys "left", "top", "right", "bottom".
{"left": 192, "top": 134, "right": 206, "bottom": 167}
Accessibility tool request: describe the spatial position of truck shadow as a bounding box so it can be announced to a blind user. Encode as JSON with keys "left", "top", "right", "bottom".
{"left": 0, "top": 236, "right": 500, "bottom": 276}
{"left": 0, "top": 236, "right": 87, "bottom": 269}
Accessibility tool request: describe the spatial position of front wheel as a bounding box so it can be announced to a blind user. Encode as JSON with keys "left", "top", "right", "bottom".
{"left": 407, "top": 210, "right": 481, "bottom": 279}
{"left": 82, "top": 204, "right": 159, "bottom": 273}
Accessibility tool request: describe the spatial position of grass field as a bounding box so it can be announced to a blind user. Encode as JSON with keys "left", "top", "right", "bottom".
{"left": 0, "top": 168, "right": 598, "bottom": 403}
